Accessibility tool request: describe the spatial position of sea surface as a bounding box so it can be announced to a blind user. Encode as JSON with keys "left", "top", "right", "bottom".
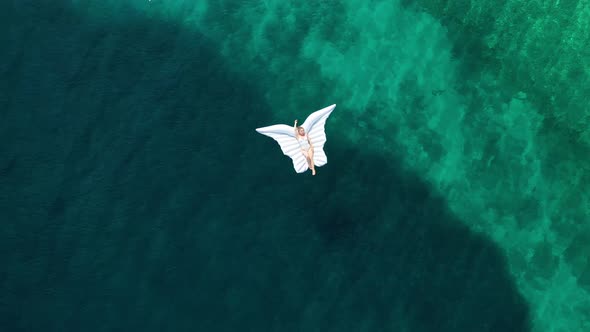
{"left": 2, "top": 1, "right": 589, "bottom": 331}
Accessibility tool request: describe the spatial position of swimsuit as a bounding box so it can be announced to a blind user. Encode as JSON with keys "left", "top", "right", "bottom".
{"left": 298, "top": 135, "right": 310, "bottom": 151}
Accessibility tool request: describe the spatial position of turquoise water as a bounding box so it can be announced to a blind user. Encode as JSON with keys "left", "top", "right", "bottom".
{"left": 1, "top": 1, "right": 589, "bottom": 331}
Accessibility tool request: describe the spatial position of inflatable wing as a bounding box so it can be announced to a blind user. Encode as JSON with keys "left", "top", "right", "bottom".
{"left": 300, "top": 104, "right": 335, "bottom": 167}
{"left": 255, "top": 104, "right": 336, "bottom": 173}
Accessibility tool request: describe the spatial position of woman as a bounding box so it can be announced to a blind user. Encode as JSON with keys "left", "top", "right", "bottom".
{"left": 294, "top": 119, "right": 316, "bottom": 175}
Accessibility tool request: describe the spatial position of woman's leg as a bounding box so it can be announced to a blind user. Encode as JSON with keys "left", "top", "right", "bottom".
{"left": 302, "top": 150, "right": 312, "bottom": 169}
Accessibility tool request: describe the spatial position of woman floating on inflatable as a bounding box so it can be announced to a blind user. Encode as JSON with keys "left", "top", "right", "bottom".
{"left": 255, "top": 104, "right": 336, "bottom": 175}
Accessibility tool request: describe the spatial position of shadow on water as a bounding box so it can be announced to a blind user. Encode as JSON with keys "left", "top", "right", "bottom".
{"left": 0, "top": 2, "right": 531, "bottom": 332}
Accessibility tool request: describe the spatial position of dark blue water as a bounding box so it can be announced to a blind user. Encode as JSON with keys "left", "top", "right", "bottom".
{"left": 1, "top": 2, "right": 530, "bottom": 331}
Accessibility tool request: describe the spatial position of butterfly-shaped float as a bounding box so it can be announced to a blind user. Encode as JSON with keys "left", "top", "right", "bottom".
{"left": 255, "top": 104, "right": 336, "bottom": 174}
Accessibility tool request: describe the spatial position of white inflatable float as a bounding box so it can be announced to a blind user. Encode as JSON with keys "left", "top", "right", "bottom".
{"left": 255, "top": 104, "right": 336, "bottom": 174}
